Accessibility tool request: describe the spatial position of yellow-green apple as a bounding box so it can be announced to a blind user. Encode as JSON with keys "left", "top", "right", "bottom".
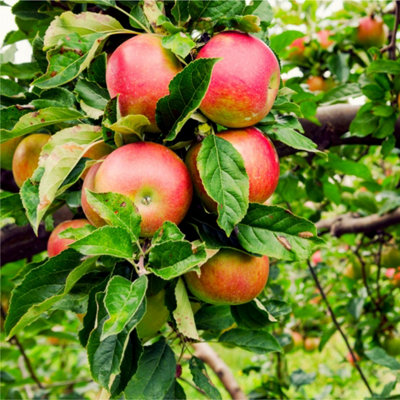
{"left": 184, "top": 249, "right": 269, "bottom": 305}
{"left": 381, "top": 246, "right": 400, "bottom": 269}
{"left": 356, "top": 15, "right": 387, "bottom": 47}
{"left": 344, "top": 260, "right": 371, "bottom": 280}
{"left": 186, "top": 127, "right": 280, "bottom": 211}
{"left": 137, "top": 289, "right": 169, "bottom": 341}
{"left": 106, "top": 34, "right": 182, "bottom": 132}
{"left": 196, "top": 31, "right": 280, "bottom": 128}
{"left": 83, "top": 142, "right": 193, "bottom": 237}
{"left": 383, "top": 334, "right": 400, "bottom": 356}
{"left": 47, "top": 219, "right": 92, "bottom": 257}
{"left": 291, "top": 331, "right": 304, "bottom": 350}
{"left": 304, "top": 336, "right": 320, "bottom": 352}
{"left": 12, "top": 133, "right": 50, "bottom": 187}
{"left": 0, "top": 136, "right": 23, "bottom": 170}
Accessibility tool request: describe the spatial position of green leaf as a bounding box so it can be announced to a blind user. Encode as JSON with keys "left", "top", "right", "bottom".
{"left": 231, "top": 300, "right": 272, "bottom": 329}
{"left": 226, "top": 14, "right": 261, "bottom": 33}
{"left": 189, "top": 357, "right": 222, "bottom": 400}
{"left": 237, "top": 204, "right": 323, "bottom": 260}
{"left": 31, "top": 87, "right": 76, "bottom": 109}
{"left": 367, "top": 60, "right": 400, "bottom": 75}
{"left": 85, "top": 191, "right": 141, "bottom": 241}
{"left": 321, "top": 83, "right": 362, "bottom": 104}
{"left": 270, "top": 30, "right": 304, "bottom": 56}
{"left": 0, "top": 78, "right": 25, "bottom": 98}
{"left": 327, "top": 52, "right": 350, "bottom": 83}
{"left": 87, "top": 291, "right": 146, "bottom": 388}
{"left": 195, "top": 305, "right": 234, "bottom": 331}
{"left": 265, "top": 126, "right": 318, "bottom": 152}
{"left": 70, "top": 226, "right": 135, "bottom": 259}
{"left": 102, "top": 275, "right": 148, "bottom": 340}
{"left": 219, "top": 328, "right": 282, "bottom": 354}
{"left": 74, "top": 78, "right": 109, "bottom": 110}
{"left": 189, "top": 1, "right": 246, "bottom": 20}
{"left": 148, "top": 240, "right": 207, "bottom": 280}
{"left": 362, "top": 84, "right": 385, "bottom": 100}
{"left": 365, "top": 348, "right": 400, "bottom": 370}
{"left": 0, "top": 107, "right": 83, "bottom": 143}
{"left": 326, "top": 153, "right": 372, "bottom": 180}
{"left": 123, "top": 338, "right": 176, "bottom": 400}
{"left": 5, "top": 251, "right": 96, "bottom": 339}
{"left": 290, "top": 369, "right": 316, "bottom": 388}
{"left": 162, "top": 33, "right": 195, "bottom": 59}
{"left": 197, "top": 135, "right": 249, "bottom": 236}
{"left": 0, "top": 61, "right": 40, "bottom": 80}
{"left": 20, "top": 178, "right": 40, "bottom": 230}
{"left": 0, "top": 191, "right": 27, "bottom": 226}
{"left": 156, "top": 58, "right": 219, "bottom": 141}
{"left": 173, "top": 279, "right": 199, "bottom": 340}
{"left": 105, "top": 114, "right": 150, "bottom": 140}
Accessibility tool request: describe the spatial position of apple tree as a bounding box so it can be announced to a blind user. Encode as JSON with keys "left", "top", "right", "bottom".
{"left": 1, "top": 0, "right": 400, "bottom": 398}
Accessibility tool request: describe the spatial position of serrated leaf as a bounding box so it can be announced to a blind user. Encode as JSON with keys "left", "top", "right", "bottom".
{"left": 197, "top": 135, "right": 249, "bottom": 236}
{"left": 148, "top": 240, "right": 207, "bottom": 280}
{"left": 173, "top": 279, "right": 199, "bottom": 340}
{"left": 152, "top": 221, "right": 185, "bottom": 244}
{"left": 156, "top": 58, "right": 219, "bottom": 141}
{"left": 87, "top": 291, "right": 146, "bottom": 388}
{"left": 105, "top": 114, "right": 150, "bottom": 139}
{"left": 74, "top": 78, "right": 109, "bottom": 110}
{"left": 264, "top": 125, "right": 318, "bottom": 152}
{"left": 162, "top": 32, "right": 195, "bottom": 59}
{"left": 219, "top": 328, "right": 282, "bottom": 354}
{"left": 237, "top": 204, "right": 323, "bottom": 260}
{"left": 365, "top": 348, "right": 400, "bottom": 370}
{"left": 86, "top": 191, "right": 141, "bottom": 241}
{"left": 189, "top": 0, "right": 246, "bottom": 20}
{"left": 189, "top": 357, "right": 221, "bottom": 400}
{"left": 123, "top": 338, "right": 176, "bottom": 400}
{"left": 231, "top": 300, "right": 271, "bottom": 329}
{"left": 102, "top": 275, "right": 147, "bottom": 340}
{"left": 70, "top": 226, "right": 135, "bottom": 259}
{"left": 5, "top": 251, "right": 96, "bottom": 339}
{"left": 0, "top": 107, "right": 83, "bottom": 143}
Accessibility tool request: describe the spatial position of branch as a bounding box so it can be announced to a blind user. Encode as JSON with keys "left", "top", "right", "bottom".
{"left": 307, "top": 262, "right": 374, "bottom": 396}
{"left": 316, "top": 208, "right": 400, "bottom": 237}
{"left": 381, "top": 0, "right": 400, "bottom": 59}
{"left": 192, "top": 342, "right": 246, "bottom": 400}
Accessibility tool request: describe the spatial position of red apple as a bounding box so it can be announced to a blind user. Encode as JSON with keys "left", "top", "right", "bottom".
{"left": 184, "top": 249, "right": 269, "bottom": 305}
{"left": 196, "top": 31, "right": 280, "bottom": 128}
{"left": 346, "top": 351, "right": 361, "bottom": 366}
{"left": 304, "top": 336, "right": 320, "bottom": 352}
{"left": 84, "top": 142, "right": 193, "bottom": 237}
{"left": 291, "top": 331, "right": 304, "bottom": 349}
{"left": 317, "top": 30, "right": 333, "bottom": 49}
{"left": 47, "top": 219, "right": 92, "bottom": 257}
{"left": 356, "top": 15, "right": 387, "bottom": 47}
{"left": 307, "top": 76, "right": 327, "bottom": 92}
{"left": 385, "top": 267, "right": 400, "bottom": 287}
{"left": 311, "top": 250, "right": 322, "bottom": 265}
{"left": 288, "top": 37, "right": 306, "bottom": 60}
{"left": 12, "top": 134, "right": 50, "bottom": 187}
{"left": 186, "top": 127, "right": 280, "bottom": 211}
{"left": 0, "top": 136, "right": 23, "bottom": 170}
{"left": 106, "top": 34, "right": 182, "bottom": 132}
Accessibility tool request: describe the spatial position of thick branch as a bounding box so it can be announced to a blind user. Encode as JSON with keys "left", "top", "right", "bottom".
{"left": 316, "top": 208, "right": 400, "bottom": 237}
{"left": 192, "top": 342, "right": 246, "bottom": 400}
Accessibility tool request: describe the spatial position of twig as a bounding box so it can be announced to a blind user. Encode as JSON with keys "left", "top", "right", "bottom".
{"left": 381, "top": 0, "right": 400, "bottom": 59}
{"left": 1, "top": 306, "right": 44, "bottom": 389}
{"left": 307, "top": 261, "right": 374, "bottom": 396}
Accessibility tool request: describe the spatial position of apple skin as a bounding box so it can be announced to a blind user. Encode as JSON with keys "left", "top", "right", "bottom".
{"left": 344, "top": 261, "right": 371, "bottom": 280}
{"left": 307, "top": 76, "right": 326, "bottom": 92}
{"left": 184, "top": 249, "right": 269, "bottom": 305}
{"left": 311, "top": 250, "right": 322, "bottom": 266}
{"left": 87, "top": 142, "right": 193, "bottom": 237}
{"left": 346, "top": 351, "right": 361, "bottom": 366}
{"left": 317, "top": 30, "right": 333, "bottom": 48}
{"left": 137, "top": 289, "right": 169, "bottom": 341}
{"left": 0, "top": 137, "right": 23, "bottom": 170}
{"left": 288, "top": 37, "right": 306, "bottom": 61}
{"left": 385, "top": 267, "right": 400, "bottom": 287}
{"left": 12, "top": 134, "right": 50, "bottom": 187}
{"left": 81, "top": 142, "right": 113, "bottom": 179}
{"left": 106, "top": 34, "right": 182, "bottom": 132}
{"left": 47, "top": 219, "right": 91, "bottom": 257}
{"left": 291, "top": 331, "right": 304, "bottom": 349}
{"left": 381, "top": 247, "right": 400, "bottom": 269}
{"left": 356, "top": 16, "right": 387, "bottom": 47}
{"left": 186, "top": 127, "right": 280, "bottom": 211}
{"left": 383, "top": 335, "right": 400, "bottom": 356}
{"left": 304, "top": 337, "right": 320, "bottom": 352}
{"left": 196, "top": 31, "right": 280, "bottom": 128}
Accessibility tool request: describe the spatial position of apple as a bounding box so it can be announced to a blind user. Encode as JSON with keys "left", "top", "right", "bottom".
{"left": 84, "top": 142, "right": 193, "bottom": 237}
{"left": 311, "top": 250, "right": 322, "bottom": 266}
{"left": 137, "top": 289, "right": 169, "bottom": 341}
{"left": 317, "top": 30, "right": 333, "bottom": 49}
{"left": 291, "top": 331, "right": 304, "bottom": 349}
{"left": 184, "top": 249, "right": 269, "bottom": 305}
{"left": 381, "top": 246, "right": 400, "bottom": 269}
{"left": 346, "top": 351, "right": 361, "bottom": 366}
{"left": 196, "top": 31, "right": 280, "bottom": 128}
{"left": 383, "top": 334, "right": 400, "bottom": 356}
{"left": 47, "top": 219, "right": 92, "bottom": 257}
{"left": 356, "top": 15, "right": 387, "bottom": 47}
{"left": 385, "top": 267, "right": 400, "bottom": 287}
{"left": 81, "top": 141, "right": 113, "bottom": 179}
{"left": 106, "top": 34, "right": 182, "bottom": 132}
{"left": 306, "top": 76, "right": 334, "bottom": 92}
{"left": 0, "top": 136, "right": 23, "bottom": 170}
{"left": 304, "top": 336, "right": 320, "bottom": 352}
{"left": 344, "top": 261, "right": 371, "bottom": 280}
{"left": 12, "top": 133, "right": 50, "bottom": 187}
{"left": 186, "top": 127, "right": 280, "bottom": 211}
{"left": 288, "top": 37, "right": 306, "bottom": 61}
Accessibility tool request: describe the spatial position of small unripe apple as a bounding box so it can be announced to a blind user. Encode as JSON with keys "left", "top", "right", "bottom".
{"left": 85, "top": 142, "right": 193, "bottom": 237}
{"left": 12, "top": 134, "right": 50, "bottom": 187}
{"left": 346, "top": 351, "right": 361, "bottom": 366}
{"left": 0, "top": 136, "right": 23, "bottom": 170}
{"left": 356, "top": 15, "right": 387, "bottom": 47}
{"left": 196, "top": 31, "right": 280, "bottom": 128}
{"left": 137, "top": 289, "right": 169, "bottom": 341}
{"left": 184, "top": 249, "right": 269, "bottom": 305}
{"left": 47, "top": 219, "right": 91, "bottom": 257}
{"left": 106, "top": 34, "right": 182, "bottom": 132}
{"left": 344, "top": 261, "right": 371, "bottom": 280}
{"left": 186, "top": 127, "right": 280, "bottom": 211}
{"left": 383, "top": 335, "right": 400, "bottom": 356}
{"left": 381, "top": 247, "right": 400, "bottom": 269}
{"left": 317, "top": 30, "right": 333, "bottom": 49}
{"left": 304, "top": 336, "right": 320, "bottom": 352}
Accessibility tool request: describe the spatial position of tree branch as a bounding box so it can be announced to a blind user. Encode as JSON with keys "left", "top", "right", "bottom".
{"left": 316, "top": 208, "right": 400, "bottom": 237}
{"left": 192, "top": 342, "right": 246, "bottom": 400}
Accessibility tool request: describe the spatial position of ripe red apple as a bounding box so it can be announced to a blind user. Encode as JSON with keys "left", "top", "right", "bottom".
{"left": 317, "top": 30, "right": 333, "bottom": 48}
{"left": 346, "top": 351, "right": 361, "bottom": 366}
{"left": 106, "top": 34, "right": 182, "bottom": 132}
{"left": 47, "top": 219, "right": 91, "bottom": 257}
{"left": 12, "top": 133, "right": 50, "bottom": 187}
{"left": 385, "top": 267, "right": 400, "bottom": 287}
{"left": 304, "top": 336, "right": 320, "bottom": 352}
{"left": 383, "top": 334, "right": 400, "bottom": 356}
{"left": 1, "top": 136, "right": 23, "bottom": 170}
{"left": 184, "top": 249, "right": 269, "bottom": 305}
{"left": 288, "top": 37, "right": 306, "bottom": 61}
{"left": 84, "top": 142, "right": 193, "bottom": 237}
{"left": 356, "top": 15, "right": 387, "bottom": 47}
{"left": 186, "top": 127, "right": 280, "bottom": 211}
{"left": 196, "top": 31, "right": 280, "bottom": 128}
{"left": 311, "top": 250, "right": 322, "bottom": 266}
